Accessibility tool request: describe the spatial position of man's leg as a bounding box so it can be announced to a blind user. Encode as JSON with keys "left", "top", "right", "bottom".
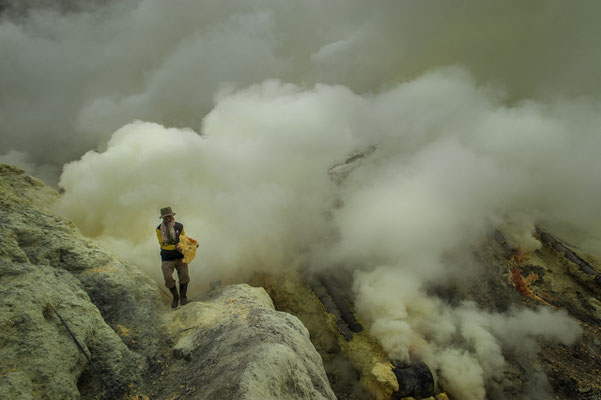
{"left": 162, "top": 261, "right": 179, "bottom": 309}
{"left": 175, "top": 259, "right": 190, "bottom": 305}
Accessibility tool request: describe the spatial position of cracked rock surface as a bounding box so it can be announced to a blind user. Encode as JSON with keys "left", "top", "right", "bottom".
{"left": 160, "top": 284, "right": 336, "bottom": 400}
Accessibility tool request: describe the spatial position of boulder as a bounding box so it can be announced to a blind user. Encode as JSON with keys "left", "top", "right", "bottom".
{"left": 162, "top": 284, "right": 336, "bottom": 400}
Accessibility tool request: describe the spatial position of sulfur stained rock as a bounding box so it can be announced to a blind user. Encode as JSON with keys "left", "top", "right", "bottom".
{"left": 176, "top": 234, "right": 199, "bottom": 264}
{"left": 0, "top": 164, "right": 163, "bottom": 362}
{"left": 162, "top": 284, "right": 336, "bottom": 400}
{"left": 0, "top": 165, "right": 162, "bottom": 399}
{"left": 0, "top": 262, "right": 146, "bottom": 399}
{"left": 372, "top": 362, "right": 399, "bottom": 391}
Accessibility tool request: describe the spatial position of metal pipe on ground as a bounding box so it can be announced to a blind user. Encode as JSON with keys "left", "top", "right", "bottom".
{"left": 536, "top": 227, "right": 601, "bottom": 285}
{"left": 392, "top": 362, "right": 435, "bottom": 399}
{"left": 306, "top": 275, "right": 354, "bottom": 341}
{"left": 318, "top": 274, "right": 363, "bottom": 333}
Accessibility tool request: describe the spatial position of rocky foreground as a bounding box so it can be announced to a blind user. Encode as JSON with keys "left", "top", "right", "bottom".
{"left": 0, "top": 164, "right": 334, "bottom": 400}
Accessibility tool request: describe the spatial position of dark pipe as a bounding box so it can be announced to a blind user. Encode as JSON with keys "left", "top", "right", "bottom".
{"left": 536, "top": 227, "right": 601, "bottom": 283}
{"left": 318, "top": 274, "right": 363, "bottom": 333}
{"left": 307, "top": 277, "right": 354, "bottom": 341}
{"left": 392, "top": 362, "right": 435, "bottom": 399}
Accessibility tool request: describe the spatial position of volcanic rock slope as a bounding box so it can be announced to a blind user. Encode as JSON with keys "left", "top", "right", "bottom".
{"left": 479, "top": 231, "right": 601, "bottom": 400}
{"left": 0, "top": 164, "right": 160, "bottom": 399}
{"left": 0, "top": 164, "right": 335, "bottom": 400}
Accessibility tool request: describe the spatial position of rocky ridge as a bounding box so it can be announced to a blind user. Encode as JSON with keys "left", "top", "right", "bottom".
{"left": 0, "top": 164, "right": 336, "bottom": 400}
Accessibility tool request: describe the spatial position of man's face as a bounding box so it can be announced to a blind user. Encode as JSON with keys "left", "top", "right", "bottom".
{"left": 162, "top": 215, "right": 174, "bottom": 224}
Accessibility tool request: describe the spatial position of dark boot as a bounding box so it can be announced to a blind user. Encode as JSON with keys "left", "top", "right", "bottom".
{"left": 179, "top": 283, "right": 189, "bottom": 306}
{"left": 169, "top": 286, "right": 179, "bottom": 309}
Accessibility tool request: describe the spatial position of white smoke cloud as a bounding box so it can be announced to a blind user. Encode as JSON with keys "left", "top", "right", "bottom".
{"left": 353, "top": 266, "right": 581, "bottom": 400}
{"left": 57, "top": 81, "right": 362, "bottom": 284}
{"left": 3, "top": 0, "right": 601, "bottom": 183}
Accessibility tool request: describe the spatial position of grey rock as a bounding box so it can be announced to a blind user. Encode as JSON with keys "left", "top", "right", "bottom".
{"left": 164, "top": 284, "right": 336, "bottom": 400}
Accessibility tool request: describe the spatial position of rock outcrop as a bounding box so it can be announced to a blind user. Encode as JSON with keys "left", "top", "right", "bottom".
{"left": 157, "top": 284, "right": 336, "bottom": 400}
{"left": 0, "top": 262, "right": 145, "bottom": 399}
{"left": 0, "top": 165, "right": 162, "bottom": 399}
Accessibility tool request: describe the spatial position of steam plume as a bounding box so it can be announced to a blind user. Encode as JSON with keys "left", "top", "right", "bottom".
{"left": 56, "top": 70, "right": 595, "bottom": 397}
{"left": 3, "top": 0, "right": 601, "bottom": 183}
{"left": 2, "top": 1, "right": 599, "bottom": 398}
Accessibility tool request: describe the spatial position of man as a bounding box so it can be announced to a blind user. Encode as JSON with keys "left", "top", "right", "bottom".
{"left": 156, "top": 206, "right": 190, "bottom": 308}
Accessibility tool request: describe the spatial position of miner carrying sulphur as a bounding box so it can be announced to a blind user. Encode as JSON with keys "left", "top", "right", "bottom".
{"left": 156, "top": 206, "right": 199, "bottom": 309}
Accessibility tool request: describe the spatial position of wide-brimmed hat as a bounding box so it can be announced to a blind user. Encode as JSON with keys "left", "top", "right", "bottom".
{"left": 159, "top": 206, "right": 176, "bottom": 219}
